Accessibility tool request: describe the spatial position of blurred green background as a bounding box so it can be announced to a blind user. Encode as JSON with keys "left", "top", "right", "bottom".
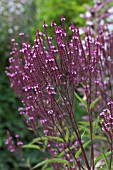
{"left": 0, "top": 0, "right": 92, "bottom": 169}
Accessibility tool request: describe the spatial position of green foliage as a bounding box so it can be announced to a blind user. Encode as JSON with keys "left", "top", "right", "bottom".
{"left": 0, "top": 73, "right": 22, "bottom": 169}
{"left": 100, "top": 148, "right": 110, "bottom": 169}
{"left": 74, "top": 91, "right": 88, "bottom": 110}
{"left": 94, "top": 151, "right": 111, "bottom": 167}
{"left": 31, "top": 136, "right": 64, "bottom": 144}
{"left": 36, "top": 0, "right": 93, "bottom": 36}
{"left": 32, "top": 158, "right": 70, "bottom": 169}
{"left": 65, "top": 128, "right": 69, "bottom": 142}
{"left": 90, "top": 95, "right": 101, "bottom": 109}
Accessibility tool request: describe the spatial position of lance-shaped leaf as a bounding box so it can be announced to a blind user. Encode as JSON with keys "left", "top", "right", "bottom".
{"left": 32, "top": 158, "right": 70, "bottom": 169}
{"left": 90, "top": 95, "right": 101, "bottom": 109}
{"left": 74, "top": 92, "right": 88, "bottom": 110}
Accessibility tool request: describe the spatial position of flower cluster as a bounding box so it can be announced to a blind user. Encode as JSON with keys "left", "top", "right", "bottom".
{"left": 100, "top": 101, "right": 113, "bottom": 138}
{"left": 5, "top": 131, "right": 23, "bottom": 158}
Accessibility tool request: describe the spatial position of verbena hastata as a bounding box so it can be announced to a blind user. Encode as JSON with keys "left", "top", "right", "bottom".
{"left": 100, "top": 101, "right": 113, "bottom": 169}
{"left": 6, "top": 0, "right": 113, "bottom": 170}
{"left": 5, "top": 130, "right": 23, "bottom": 158}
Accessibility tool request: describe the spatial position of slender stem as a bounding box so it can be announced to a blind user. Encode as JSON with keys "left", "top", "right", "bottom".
{"left": 109, "top": 136, "right": 113, "bottom": 169}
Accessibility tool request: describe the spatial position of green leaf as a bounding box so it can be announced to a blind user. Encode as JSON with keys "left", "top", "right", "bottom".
{"left": 94, "top": 151, "right": 111, "bottom": 166}
{"left": 92, "top": 118, "right": 100, "bottom": 133}
{"left": 22, "top": 144, "right": 41, "bottom": 150}
{"left": 74, "top": 92, "right": 88, "bottom": 109}
{"left": 75, "top": 140, "right": 91, "bottom": 158}
{"left": 31, "top": 136, "right": 63, "bottom": 144}
{"left": 79, "top": 125, "right": 90, "bottom": 135}
{"left": 65, "top": 129, "right": 69, "bottom": 142}
{"left": 79, "top": 121, "right": 89, "bottom": 126}
{"left": 90, "top": 95, "right": 101, "bottom": 109}
{"left": 93, "top": 135, "right": 106, "bottom": 141}
{"left": 100, "top": 148, "right": 110, "bottom": 169}
{"left": 97, "top": 168, "right": 109, "bottom": 170}
{"left": 32, "top": 158, "right": 70, "bottom": 169}
{"left": 31, "top": 137, "right": 48, "bottom": 144}
{"left": 47, "top": 136, "right": 64, "bottom": 142}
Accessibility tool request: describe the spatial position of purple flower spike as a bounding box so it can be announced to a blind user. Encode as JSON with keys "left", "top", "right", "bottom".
{"left": 6, "top": 4, "right": 113, "bottom": 167}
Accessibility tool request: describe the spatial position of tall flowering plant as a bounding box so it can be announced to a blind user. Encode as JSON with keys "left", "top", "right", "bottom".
{"left": 6, "top": 0, "right": 113, "bottom": 169}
